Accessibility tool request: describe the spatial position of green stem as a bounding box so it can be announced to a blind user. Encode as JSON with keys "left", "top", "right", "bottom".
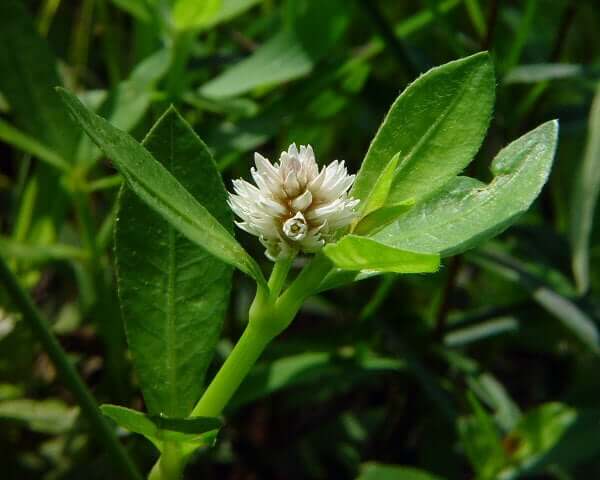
{"left": 0, "top": 256, "right": 142, "bottom": 480}
{"left": 191, "top": 322, "right": 273, "bottom": 418}
{"left": 267, "top": 255, "right": 295, "bottom": 300}
{"left": 151, "top": 255, "right": 334, "bottom": 477}
{"left": 192, "top": 254, "right": 332, "bottom": 418}
{"left": 148, "top": 443, "right": 185, "bottom": 480}
{"left": 276, "top": 253, "right": 333, "bottom": 317}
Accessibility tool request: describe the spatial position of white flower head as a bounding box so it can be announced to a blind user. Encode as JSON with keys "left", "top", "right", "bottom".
{"left": 228, "top": 144, "right": 359, "bottom": 260}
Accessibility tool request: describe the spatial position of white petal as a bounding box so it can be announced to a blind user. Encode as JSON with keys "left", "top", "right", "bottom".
{"left": 251, "top": 168, "right": 279, "bottom": 196}
{"left": 307, "top": 198, "right": 345, "bottom": 220}
{"left": 283, "top": 170, "right": 302, "bottom": 197}
{"left": 254, "top": 152, "right": 278, "bottom": 177}
{"left": 290, "top": 189, "right": 313, "bottom": 211}
{"left": 308, "top": 167, "right": 327, "bottom": 192}
{"left": 288, "top": 143, "right": 299, "bottom": 157}
{"left": 258, "top": 196, "right": 288, "bottom": 216}
{"left": 319, "top": 173, "right": 355, "bottom": 201}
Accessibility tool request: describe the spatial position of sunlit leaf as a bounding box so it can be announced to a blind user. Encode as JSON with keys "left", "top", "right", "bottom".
{"left": 352, "top": 52, "right": 495, "bottom": 205}
{"left": 172, "top": 0, "right": 221, "bottom": 31}
{"left": 358, "top": 152, "right": 402, "bottom": 218}
{"left": 372, "top": 121, "right": 558, "bottom": 257}
{"left": 324, "top": 235, "right": 440, "bottom": 274}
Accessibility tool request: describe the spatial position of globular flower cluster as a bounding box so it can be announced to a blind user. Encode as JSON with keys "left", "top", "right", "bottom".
{"left": 228, "top": 144, "right": 359, "bottom": 260}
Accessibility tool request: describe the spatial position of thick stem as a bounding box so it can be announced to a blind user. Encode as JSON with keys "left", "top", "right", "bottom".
{"left": 148, "top": 443, "right": 185, "bottom": 480}
{"left": 154, "top": 255, "right": 333, "bottom": 477}
{"left": 191, "top": 322, "right": 273, "bottom": 418}
{"left": 0, "top": 256, "right": 142, "bottom": 480}
{"left": 191, "top": 254, "right": 332, "bottom": 418}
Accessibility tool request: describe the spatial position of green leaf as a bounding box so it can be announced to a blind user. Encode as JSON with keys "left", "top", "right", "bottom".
{"left": 467, "top": 372, "right": 522, "bottom": 432}
{"left": 506, "top": 406, "right": 600, "bottom": 475}
{"left": 199, "top": 0, "right": 348, "bottom": 98}
{"left": 148, "top": 414, "right": 222, "bottom": 435}
{"left": 508, "top": 403, "right": 576, "bottom": 465}
{"left": 469, "top": 248, "right": 600, "bottom": 355}
{"left": 115, "top": 107, "right": 233, "bottom": 417}
{"left": 172, "top": 0, "right": 221, "bottom": 31}
{"left": 372, "top": 121, "right": 558, "bottom": 257}
{"left": 570, "top": 85, "right": 600, "bottom": 295}
{"left": 358, "top": 152, "right": 402, "bottom": 217}
{"left": 57, "top": 88, "right": 266, "bottom": 287}
{"left": 323, "top": 235, "right": 440, "bottom": 274}
{"left": 0, "top": 0, "right": 79, "bottom": 160}
{"left": 357, "top": 462, "right": 446, "bottom": 480}
{"left": 459, "top": 392, "right": 506, "bottom": 478}
{"left": 502, "top": 0, "right": 537, "bottom": 72}
{"left": 100, "top": 404, "right": 221, "bottom": 451}
{"left": 443, "top": 316, "right": 520, "bottom": 348}
{"left": 0, "top": 0, "right": 79, "bottom": 253}
{"left": 0, "top": 236, "right": 87, "bottom": 263}
{"left": 200, "top": 31, "right": 310, "bottom": 99}
{"left": 0, "top": 398, "right": 79, "bottom": 434}
{"left": 0, "top": 118, "right": 69, "bottom": 172}
{"left": 110, "top": 0, "right": 154, "bottom": 22}
{"left": 101, "top": 404, "right": 158, "bottom": 443}
{"left": 230, "top": 351, "right": 405, "bottom": 410}
{"left": 353, "top": 202, "right": 413, "bottom": 236}
{"left": 352, "top": 52, "right": 495, "bottom": 205}
{"left": 76, "top": 49, "right": 172, "bottom": 167}
{"left": 203, "top": 0, "right": 262, "bottom": 29}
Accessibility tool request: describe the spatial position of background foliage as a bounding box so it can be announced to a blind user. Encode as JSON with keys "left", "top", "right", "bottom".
{"left": 0, "top": 0, "right": 599, "bottom": 478}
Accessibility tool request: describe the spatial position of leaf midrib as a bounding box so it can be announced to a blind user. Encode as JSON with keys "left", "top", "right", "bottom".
{"left": 165, "top": 117, "right": 177, "bottom": 416}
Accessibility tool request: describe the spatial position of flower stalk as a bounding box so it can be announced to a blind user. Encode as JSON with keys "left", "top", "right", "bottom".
{"left": 191, "top": 255, "right": 330, "bottom": 419}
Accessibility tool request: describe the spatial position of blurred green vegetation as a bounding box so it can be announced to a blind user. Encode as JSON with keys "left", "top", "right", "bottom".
{"left": 0, "top": 0, "right": 599, "bottom": 478}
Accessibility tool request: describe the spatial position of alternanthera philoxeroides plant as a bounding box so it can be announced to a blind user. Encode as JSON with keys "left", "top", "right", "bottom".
{"left": 55, "top": 52, "right": 558, "bottom": 479}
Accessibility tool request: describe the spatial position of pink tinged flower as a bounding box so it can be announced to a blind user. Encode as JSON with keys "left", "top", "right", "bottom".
{"left": 228, "top": 144, "right": 359, "bottom": 260}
